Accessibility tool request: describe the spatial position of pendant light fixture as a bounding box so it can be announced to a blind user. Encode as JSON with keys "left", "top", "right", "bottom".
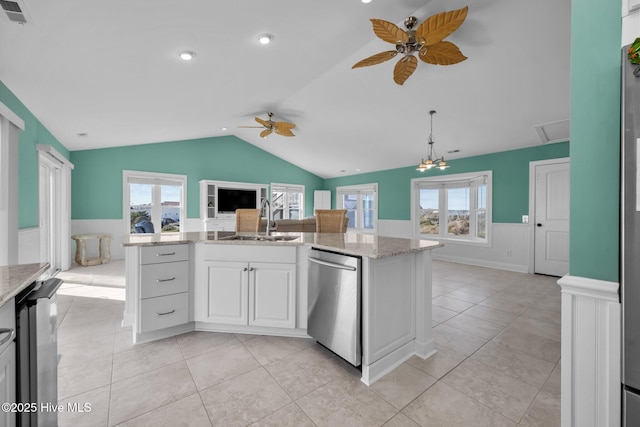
{"left": 417, "top": 110, "right": 450, "bottom": 172}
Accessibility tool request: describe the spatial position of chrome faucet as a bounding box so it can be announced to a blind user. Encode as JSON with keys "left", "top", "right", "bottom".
{"left": 260, "top": 198, "right": 273, "bottom": 235}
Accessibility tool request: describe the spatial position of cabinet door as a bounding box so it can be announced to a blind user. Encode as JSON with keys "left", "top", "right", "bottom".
{"left": 249, "top": 263, "right": 296, "bottom": 329}
{"left": 0, "top": 342, "right": 15, "bottom": 427}
{"left": 202, "top": 261, "right": 248, "bottom": 325}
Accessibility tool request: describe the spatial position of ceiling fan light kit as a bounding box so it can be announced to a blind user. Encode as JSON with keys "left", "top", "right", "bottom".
{"left": 417, "top": 110, "right": 450, "bottom": 172}
{"left": 353, "top": 6, "right": 469, "bottom": 85}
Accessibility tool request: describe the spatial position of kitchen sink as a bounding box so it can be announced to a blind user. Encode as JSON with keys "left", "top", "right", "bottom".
{"left": 217, "top": 234, "right": 298, "bottom": 242}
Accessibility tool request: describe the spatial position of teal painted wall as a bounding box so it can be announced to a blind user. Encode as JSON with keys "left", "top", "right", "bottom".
{"left": 70, "top": 136, "right": 324, "bottom": 220}
{"left": 324, "top": 142, "right": 570, "bottom": 222}
{"left": 0, "top": 81, "right": 70, "bottom": 229}
{"left": 569, "top": 0, "right": 621, "bottom": 282}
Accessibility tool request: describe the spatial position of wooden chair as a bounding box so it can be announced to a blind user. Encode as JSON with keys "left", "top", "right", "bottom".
{"left": 315, "top": 209, "right": 348, "bottom": 233}
{"left": 235, "top": 209, "right": 261, "bottom": 232}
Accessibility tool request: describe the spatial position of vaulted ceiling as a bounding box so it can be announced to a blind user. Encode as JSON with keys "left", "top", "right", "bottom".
{"left": 0, "top": 0, "right": 570, "bottom": 178}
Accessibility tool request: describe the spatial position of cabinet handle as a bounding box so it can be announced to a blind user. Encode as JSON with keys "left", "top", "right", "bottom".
{"left": 156, "top": 309, "right": 176, "bottom": 316}
{"left": 243, "top": 267, "right": 248, "bottom": 271}
{"left": 156, "top": 252, "right": 176, "bottom": 257}
{"left": 156, "top": 277, "right": 176, "bottom": 283}
{"left": 248, "top": 267, "right": 255, "bottom": 271}
{"left": 0, "top": 328, "right": 14, "bottom": 346}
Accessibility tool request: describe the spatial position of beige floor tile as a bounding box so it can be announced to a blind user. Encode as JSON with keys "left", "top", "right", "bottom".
{"left": 402, "top": 382, "right": 516, "bottom": 427}
{"left": 186, "top": 341, "right": 260, "bottom": 391}
{"left": 462, "top": 304, "right": 520, "bottom": 325}
{"left": 406, "top": 347, "right": 467, "bottom": 379}
{"left": 176, "top": 330, "right": 239, "bottom": 359}
{"left": 445, "top": 289, "right": 489, "bottom": 304}
{"left": 478, "top": 294, "right": 530, "bottom": 314}
{"left": 296, "top": 374, "right": 397, "bottom": 427}
{"left": 242, "top": 335, "right": 315, "bottom": 365}
{"left": 249, "top": 402, "right": 315, "bottom": 427}
{"left": 58, "top": 355, "right": 113, "bottom": 400}
{"left": 265, "top": 345, "right": 353, "bottom": 400}
{"left": 442, "top": 357, "right": 540, "bottom": 422}
{"left": 200, "top": 367, "right": 291, "bottom": 427}
{"left": 58, "top": 315, "right": 119, "bottom": 345}
{"left": 58, "top": 384, "right": 111, "bottom": 427}
{"left": 58, "top": 334, "right": 115, "bottom": 368}
{"left": 370, "top": 363, "right": 437, "bottom": 410}
{"left": 432, "top": 324, "right": 488, "bottom": 357}
{"left": 508, "top": 315, "right": 561, "bottom": 342}
{"left": 469, "top": 341, "right": 556, "bottom": 389}
{"left": 443, "top": 313, "right": 505, "bottom": 340}
{"left": 116, "top": 393, "right": 212, "bottom": 427}
{"left": 519, "top": 390, "right": 560, "bottom": 427}
{"left": 492, "top": 326, "right": 561, "bottom": 363}
{"left": 384, "top": 412, "right": 420, "bottom": 426}
{"left": 111, "top": 337, "right": 184, "bottom": 382}
{"left": 109, "top": 361, "right": 197, "bottom": 426}
{"left": 431, "top": 305, "right": 458, "bottom": 325}
{"left": 432, "top": 296, "right": 475, "bottom": 313}
{"left": 542, "top": 362, "right": 561, "bottom": 397}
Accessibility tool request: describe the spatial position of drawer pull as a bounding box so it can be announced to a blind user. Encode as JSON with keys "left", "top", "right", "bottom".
{"left": 0, "top": 328, "right": 15, "bottom": 346}
{"left": 156, "top": 252, "right": 176, "bottom": 257}
{"left": 156, "top": 309, "right": 176, "bottom": 316}
{"left": 156, "top": 277, "right": 176, "bottom": 283}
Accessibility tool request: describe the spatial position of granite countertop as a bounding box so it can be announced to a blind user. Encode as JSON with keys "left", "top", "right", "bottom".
{"left": 122, "top": 231, "right": 443, "bottom": 259}
{"left": 0, "top": 262, "right": 50, "bottom": 307}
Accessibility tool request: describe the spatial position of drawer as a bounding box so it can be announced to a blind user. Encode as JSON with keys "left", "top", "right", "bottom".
{"left": 140, "top": 244, "right": 189, "bottom": 265}
{"left": 140, "top": 261, "right": 189, "bottom": 299}
{"left": 140, "top": 293, "right": 189, "bottom": 333}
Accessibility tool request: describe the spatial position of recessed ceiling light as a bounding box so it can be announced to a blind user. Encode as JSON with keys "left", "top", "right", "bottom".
{"left": 178, "top": 50, "right": 196, "bottom": 61}
{"left": 257, "top": 33, "right": 273, "bottom": 45}
{"left": 221, "top": 127, "right": 228, "bottom": 131}
{"left": 361, "top": 0, "right": 372, "bottom": 3}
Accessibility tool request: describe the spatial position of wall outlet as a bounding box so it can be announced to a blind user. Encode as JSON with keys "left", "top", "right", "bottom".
{"left": 522, "top": 215, "right": 529, "bottom": 224}
{"left": 506, "top": 249, "right": 513, "bottom": 257}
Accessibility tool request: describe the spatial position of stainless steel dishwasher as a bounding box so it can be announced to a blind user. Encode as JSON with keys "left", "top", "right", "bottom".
{"left": 307, "top": 248, "right": 361, "bottom": 366}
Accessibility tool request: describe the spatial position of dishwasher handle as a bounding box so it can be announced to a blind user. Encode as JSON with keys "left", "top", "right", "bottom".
{"left": 308, "top": 257, "right": 357, "bottom": 271}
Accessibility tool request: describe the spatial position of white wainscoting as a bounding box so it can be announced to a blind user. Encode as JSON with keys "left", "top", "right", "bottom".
{"left": 557, "top": 275, "right": 621, "bottom": 427}
{"left": 18, "top": 227, "right": 41, "bottom": 264}
{"left": 378, "top": 221, "right": 530, "bottom": 273}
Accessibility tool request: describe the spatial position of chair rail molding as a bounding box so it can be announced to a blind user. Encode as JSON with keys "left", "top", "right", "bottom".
{"left": 557, "top": 274, "right": 620, "bottom": 427}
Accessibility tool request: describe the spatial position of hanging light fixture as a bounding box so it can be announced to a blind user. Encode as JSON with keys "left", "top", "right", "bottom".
{"left": 417, "top": 110, "right": 450, "bottom": 172}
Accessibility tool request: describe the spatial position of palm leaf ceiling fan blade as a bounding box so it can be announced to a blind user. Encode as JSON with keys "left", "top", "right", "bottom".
{"left": 240, "top": 112, "right": 296, "bottom": 138}
{"left": 415, "top": 6, "right": 469, "bottom": 46}
{"left": 275, "top": 128, "right": 295, "bottom": 137}
{"left": 419, "top": 41, "right": 467, "bottom": 65}
{"left": 260, "top": 129, "right": 273, "bottom": 138}
{"left": 394, "top": 55, "right": 418, "bottom": 85}
{"left": 370, "top": 19, "right": 409, "bottom": 44}
{"left": 352, "top": 51, "right": 398, "bottom": 69}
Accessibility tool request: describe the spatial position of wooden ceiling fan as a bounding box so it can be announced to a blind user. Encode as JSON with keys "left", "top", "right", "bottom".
{"left": 352, "top": 6, "right": 469, "bottom": 85}
{"left": 238, "top": 112, "right": 296, "bottom": 138}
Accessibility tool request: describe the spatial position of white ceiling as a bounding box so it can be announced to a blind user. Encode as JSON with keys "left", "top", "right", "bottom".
{"left": 0, "top": 0, "right": 570, "bottom": 179}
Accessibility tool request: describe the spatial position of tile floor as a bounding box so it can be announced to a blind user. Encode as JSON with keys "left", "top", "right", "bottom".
{"left": 55, "top": 260, "right": 561, "bottom": 427}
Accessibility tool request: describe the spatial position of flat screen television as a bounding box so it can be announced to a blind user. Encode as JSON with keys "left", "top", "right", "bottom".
{"left": 217, "top": 188, "right": 257, "bottom": 213}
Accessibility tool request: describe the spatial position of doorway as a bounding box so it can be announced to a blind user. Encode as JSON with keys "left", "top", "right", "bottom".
{"left": 37, "top": 145, "right": 73, "bottom": 276}
{"left": 529, "top": 158, "right": 570, "bottom": 276}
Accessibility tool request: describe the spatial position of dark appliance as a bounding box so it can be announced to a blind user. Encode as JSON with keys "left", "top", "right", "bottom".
{"left": 15, "top": 277, "right": 63, "bottom": 427}
{"left": 217, "top": 188, "right": 257, "bottom": 213}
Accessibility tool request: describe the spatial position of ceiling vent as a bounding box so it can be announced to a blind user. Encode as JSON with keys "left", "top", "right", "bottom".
{"left": 533, "top": 119, "right": 570, "bottom": 144}
{"left": 0, "top": 0, "right": 30, "bottom": 24}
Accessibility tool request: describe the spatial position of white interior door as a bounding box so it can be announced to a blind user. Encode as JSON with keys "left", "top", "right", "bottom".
{"left": 534, "top": 161, "right": 570, "bottom": 276}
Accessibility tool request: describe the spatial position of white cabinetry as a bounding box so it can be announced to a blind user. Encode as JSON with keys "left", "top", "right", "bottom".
{"left": 195, "top": 245, "right": 297, "bottom": 331}
{"left": 314, "top": 190, "right": 331, "bottom": 211}
{"left": 135, "top": 244, "right": 191, "bottom": 341}
{"left": 199, "top": 180, "right": 268, "bottom": 231}
{"left": 0, "top": 301, "right": 15, "bottom": 427}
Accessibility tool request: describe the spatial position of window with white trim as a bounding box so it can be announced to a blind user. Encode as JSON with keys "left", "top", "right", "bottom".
{"left": 123, "top": 171, "right": 187, "bottom": 234}
{"left": 271, "top": 183, "right": 304, "bottom": 220}
{"left": 336, "top": 184, "right": 378, "bottom": 232}
{"left": 413, "top": 172, "right": 491, "bottom": 242}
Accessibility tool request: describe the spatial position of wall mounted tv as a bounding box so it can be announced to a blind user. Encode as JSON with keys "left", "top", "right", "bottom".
{"left": 217, "top": 188, "right": 258, "bottom": 213}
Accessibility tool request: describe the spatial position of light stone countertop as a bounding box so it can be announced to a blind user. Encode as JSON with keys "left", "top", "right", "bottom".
{"left": 122, "top": 231, "right": 443, "bottom": 259}
{"left": 0, "top": 262, "right": 50, "bottom": 307}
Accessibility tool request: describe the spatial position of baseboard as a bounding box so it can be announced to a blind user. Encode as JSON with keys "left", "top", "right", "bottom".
{"left": 432, "top": 253, "right": 529, "bottom": 273}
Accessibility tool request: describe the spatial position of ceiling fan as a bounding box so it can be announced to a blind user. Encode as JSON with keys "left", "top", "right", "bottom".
{"left": 352, "top": 6, "right": 469, "bottom": 85}
{"left": 238, "top": 112, "right": 296, "bottom": 138}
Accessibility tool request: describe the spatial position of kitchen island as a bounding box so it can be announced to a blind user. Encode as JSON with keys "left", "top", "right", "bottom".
{"left": 123, "top": 232, "right": 442, "bottom": 385}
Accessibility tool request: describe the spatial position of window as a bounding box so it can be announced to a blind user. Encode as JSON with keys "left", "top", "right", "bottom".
{"left": 271, "top": 183, "right": 304, "bottom": 220}
{"left": 123, "top": 171, "right": 187, "bottom": 234}
{"left": 413, "top": 172, "right": 491, "bottom": 243}
{"left": 336, "top": 184, "right": 378, "bottom": 232}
